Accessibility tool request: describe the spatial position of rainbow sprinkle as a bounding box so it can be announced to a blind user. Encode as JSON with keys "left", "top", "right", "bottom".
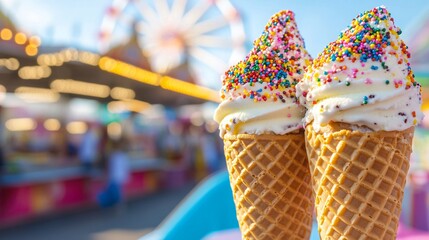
{"left": 220, "top": 10, "right": 312, "bottom": 103}
{"left": 303, "top": 6, "right": 422, "bottom": 127}
{"left": 309, "top": 6, "right": 415, "bottom": 85}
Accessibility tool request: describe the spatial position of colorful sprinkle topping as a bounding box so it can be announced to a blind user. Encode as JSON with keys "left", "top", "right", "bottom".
{"left": 220, "top": 10, "right": 312, "bottom": 102}
{"left": 309, "top": 6, "right": 415, "bottom": 85}
{"left": 301, "top": 6, "right": 422, "bottom": 128}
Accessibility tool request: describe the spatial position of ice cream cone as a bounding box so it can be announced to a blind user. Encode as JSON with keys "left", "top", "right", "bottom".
{"left": 296, "top": 6, "right": 423, "bottom": 238}
{"left": 214, "top": 9, "right": 314, "bottom": 239}
{"left": 223, "top": 133, "right": 313, "bottom": 240}
{"left": 305, "top": 122, "right": 414, "bottom": 239}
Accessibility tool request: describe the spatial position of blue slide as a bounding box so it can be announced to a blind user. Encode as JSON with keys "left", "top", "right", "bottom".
{"left": 140, "top": 170, "right": 319, "bottom": 239}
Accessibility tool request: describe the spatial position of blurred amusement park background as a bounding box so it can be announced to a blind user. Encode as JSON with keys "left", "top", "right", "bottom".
{"left": 0, "top": 0, "right": 429, "bottom": 239}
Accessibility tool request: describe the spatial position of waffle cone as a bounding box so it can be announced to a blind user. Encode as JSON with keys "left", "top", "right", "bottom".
{"left": 223, "top": 133, "right": 314, "bottom": 239}
{"left": 305, "top": 122, "right": 414, "bottom": 239}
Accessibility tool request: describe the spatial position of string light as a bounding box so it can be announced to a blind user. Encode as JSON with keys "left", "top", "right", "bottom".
{"left": 0, "top": 58, "right": 19, "bottom": 70}
{"left": 15, "top": 86, "right": 60, "bottom": 103}
{"left": 37, "top": 49, "right": 99, "bottom": 66}
{"left": 14, "top": 32, "right": 27, "bottom": 45}
{"left": 66, "top": 121, "right": 87, "bottom": 134}
{"left": 28, "top": 36, "right": 41, "bottom": 47}
{"left": 160, "top": 76, "right": 220, "bottom": 102}
{"left": 107, "top": 101, "right": 126, "bottom": 113}
{"left": 62, "top": 48, "right": 79, "bottom": 61}
{"left": 99, "top": 57, "right": 220, "bottom": 102}
{"left": 51, "top": 79, "right": 110, "bottom": 98}
{"left": 0, "top": 28, "right": 12, "bottom": 40}
{"left": 5, "top": 118, "right": 37, "bottom": 131}
{"left": 78, "top": 51, "right": 100, "bottom": 66}
{"left": 37, "top": 53, "right": 64, "bottom": 66}
{"left": 110, "top": 87, "right": 135, "bottom": 100}
{"left": 0, "top": 29, "right": 40, "bottom": 56}
{"left": 99, "top": 57, "right": 160, "bottom": 86}
{"left": 18, "top": 66, "right": 51, "bottom": 79}
{"left": 107, "top": 99, "right": 151, "bottom": 113}
{"left": 25, "top": 45, "right": 38, "bottom": 56}
{"left": 44, "top": 118, "right": 61, "bottom": 131}
{"left": 107, "top": 122, "right": 122, "bottom": 140}
{"left": 2, "top": 42, "right": 219, "bottom": 103}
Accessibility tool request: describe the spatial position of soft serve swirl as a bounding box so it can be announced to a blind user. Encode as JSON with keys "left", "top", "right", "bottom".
{"left": 296, "top": 6, "right": 423, "bottom": 132}
{"left": 214, "top": 10, "right": 312, "bottom": 136}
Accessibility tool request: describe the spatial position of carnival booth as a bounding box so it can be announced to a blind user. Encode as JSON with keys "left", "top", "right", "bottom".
{"left": 0, "top": 4, "right": 227, "bottom": 227}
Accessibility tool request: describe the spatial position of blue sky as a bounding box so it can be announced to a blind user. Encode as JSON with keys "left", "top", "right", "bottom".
{"left": 1, "top": 0, "right": 428, "bottom": 87}
{"left": 238, "top": 0, "right": 429, "bottom": 56}
{"left": 1, "top": 0, "right": 428, "bottom": 56}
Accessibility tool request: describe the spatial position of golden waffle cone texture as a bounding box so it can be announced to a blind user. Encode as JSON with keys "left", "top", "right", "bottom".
{"left": 223, "top": 133, "right": 313, "bottom": 240}
{"left": 305, "top": 123, "right": 414, "bottom": 239}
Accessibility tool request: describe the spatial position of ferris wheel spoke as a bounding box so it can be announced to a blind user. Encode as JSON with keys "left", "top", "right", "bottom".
{"left": 181, "top": 1, "right": 211, "bottom": 29}
{"left": 150, "top": 58, "right": 170, "bottom": 73}
{"left": 135, "top": 21, "right": 155, "bottom": 35}
{"left": 142, "top": 43, "right": 161, "bottom": 54}
{"left": 215, "top": 0, "right": 238, "bottom": 20}
{"left": 115, "top": 0, "right": 129, "bottom": 10}
{"left": 100, "top": 13, "right": 135, "bottom": 51}
{"left": 133, "top": 0, "right": 159, "bottom": 25}
{"left": 170, "top": 0, "right": 187, "bottom": 22}
{"left": 153, "top": 0, "right": 170, "bottom": 19}
{"left": 186, "top": 17, "right": 229, "bottom": 37}
{"left": 143, "top": 49, "right": 157, "bottom": 57}
{"left": 142, "top": 41, "right": 171, "bottom": 56}
{"left": 188, "top": 35, "right": 233, "bottom": 48}
{"left": 140, "top": 40, "right": 163, "bottom": 52}
{"left": 189, "top": 47, "right": 227, "bottom": 73}
{"left": 116, "top": 13, "right": 136, "bottom": 29}
{"left": 100, "top": 0, "right": 246, "bottom": 87}
{"left": 156, "top": 53, "right": 181, "bottom": 73}
{"left": 100, "top": 19, "right": 115, "bottom": 38}
{"left": 101, "top": 0, "right": 128, "bottom": 31}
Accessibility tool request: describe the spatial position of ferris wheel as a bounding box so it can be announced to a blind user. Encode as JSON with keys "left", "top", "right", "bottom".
{"left": 99, "top": 0, "right": 246, "bottom": 87}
